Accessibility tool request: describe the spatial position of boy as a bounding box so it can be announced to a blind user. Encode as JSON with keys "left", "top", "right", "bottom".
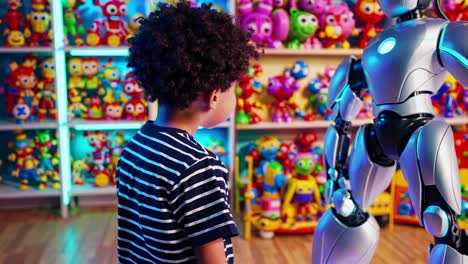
{"left": 116, "top": 2, "right": 257, "bottom": 264}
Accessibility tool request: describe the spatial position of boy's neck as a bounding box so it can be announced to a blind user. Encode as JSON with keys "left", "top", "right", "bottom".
{"left": 154, "top": 104, "right": 202, "bottom": 135}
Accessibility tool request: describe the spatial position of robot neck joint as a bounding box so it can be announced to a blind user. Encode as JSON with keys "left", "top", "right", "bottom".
{"left": 397, "top": 9, "right": 423, "bottom": 23}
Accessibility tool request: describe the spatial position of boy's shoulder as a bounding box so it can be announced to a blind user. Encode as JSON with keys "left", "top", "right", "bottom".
{"left": 137, "top": 121, "right": 225, "bottom": 171}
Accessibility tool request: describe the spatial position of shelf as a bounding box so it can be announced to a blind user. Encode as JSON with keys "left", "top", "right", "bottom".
{"left": 259, "top": 48, "right": 363, "bottom": 57}
{"left": 237, "top": 119, "right": 371, "bottom": 130}
{"left": 445, "top": 115, "right": 468, "bottom": 126}
{"left": 70, "top": 183, "right": 116, "bottom": 197}
{"left": 0, "top": 182, "right": 60, "bottom": 199}
{"left": 0, "top": 47, "right": 54, "bottom": 54}
{"left": 65, "top": 46, "right": 129, "bottom": 57}
{"left": 237, "top": 116, "right": 468, "bottom": 130}
{"left": 0, "top": 120, "right": 58, "bottom": 131}
{"left": 69, "top": 119, "right": 145, "bottom": 131}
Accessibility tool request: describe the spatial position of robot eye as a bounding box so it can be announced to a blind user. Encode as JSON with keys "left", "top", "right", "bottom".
{"left": 43, "top": 63, "right": 50, "bottom": 69}
{"left": 135, "top": 85, "right": 144, "bottom": 92}
{"left": 51, "top": 65, "right": 55, "bottom": 70}
{"left": 90, "top": 136, "right": 95, "bottom": 142}
{"left": 33, "top": 15, "right": 39, "bottom": 21}
{"left": 363, "top": 3, "right": 373, "bottom": 14}
{"left": 261, "top": 22, "right": 271, "bottom": 34}
{"left": 310, "top": 15, "right": 318, "bottom": 25}
{"left": 326, "top": 15, "right": 335, "bottom": 24}
{"left": 137, "top": 105, "right": 144, "bottom": 112}
{"left": 298, "top": 187, "right": 304, "bottom": 192}
{"left": 119, "top": 5, "right": 127, "bottom": 15}
{"left": 308, "top": 160, "right": 313, "bottom": 166}
{"left": 341, "top": 14, "right": 349, "bottom": 23}
{"left": 92, "top": 64, "right": 97, "bottom": 69}
{"left": 41, "top": 15, "right": 47, "bottom": 20}
{"left": 100, "top": 134, "right": 106, "bottom": 140}
{"left": 106, "top": 4, "right": 118, "bottom": 15}
{"left": 22, "top": 77, "right": 28, "bottom": 83}
{"left": 298, "top": 15, "right": 308, "bottom": 26}
{"left": 84, "top": 65, "right": 89, "bottom": 69}
{"left": 126, "top": 104, "right": 134, "bottom": 112}
{"left": 298, "top": 160, "right": 304, "bottom": 167}
{"left": 376, "top": 5, "right": 383, "bottom": 13}
{"left": 247, "top": 23, "right": 257, "bottom": 34}
{"left": 71, "top": 63, "right": 77, "bottom": 69}
{"left": 308, "top": 186, "right": 313, "bottom": 191}
{"left": 125, "top": 85, "right": 133, "bottom": 92}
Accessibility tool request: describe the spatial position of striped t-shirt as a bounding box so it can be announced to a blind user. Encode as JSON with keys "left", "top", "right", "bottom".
{"left": 116, "top": 121, "right": 238, "bottom": 264}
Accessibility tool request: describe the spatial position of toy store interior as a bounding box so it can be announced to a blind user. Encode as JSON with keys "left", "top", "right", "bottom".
{"left": 0, "top": 0, "right": 467, "bottom": 263}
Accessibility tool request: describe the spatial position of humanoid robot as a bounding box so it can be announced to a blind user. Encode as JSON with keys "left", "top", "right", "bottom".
{"left": 312, "top": 0, "right": 468, "bottom": 262}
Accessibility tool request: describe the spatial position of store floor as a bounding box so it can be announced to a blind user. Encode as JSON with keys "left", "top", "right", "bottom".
{"left": 0, "top": 207, "right": 433, "bottom": 264}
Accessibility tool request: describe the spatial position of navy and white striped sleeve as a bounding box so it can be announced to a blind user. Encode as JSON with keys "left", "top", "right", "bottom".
{"left": 169, "top": 157, "right": 239, "bottom": 248}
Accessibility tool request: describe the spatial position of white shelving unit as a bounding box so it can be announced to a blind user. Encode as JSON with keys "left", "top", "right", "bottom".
{"left": 0, "top": 120, "right": 58, "bottom": 131}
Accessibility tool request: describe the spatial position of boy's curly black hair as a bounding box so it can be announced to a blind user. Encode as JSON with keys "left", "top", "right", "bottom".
{"left": 127, "top": 2, "right": 258, "bottom": 110}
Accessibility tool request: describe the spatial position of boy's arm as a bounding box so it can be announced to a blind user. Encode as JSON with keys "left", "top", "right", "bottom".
{"left": 194, "top": 238, "right": 227, "bottom": 264}
{"left": 169, "top": 157, "right": 239, "bottom": 260}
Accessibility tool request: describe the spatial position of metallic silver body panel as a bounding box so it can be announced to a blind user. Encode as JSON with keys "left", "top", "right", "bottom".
{"left": 400, "top": 119, "right": 461, "bottom": 225}
{"left": 323, "top": 125, "right": 340, "bottom": 171}
{"left": 372, "top": 93, "right": 434, "bottom": 117}
{"left": 348, "top": 125, "right": 397, "bottom": 210}
{"left": 423, "top": 205, "right": 450, "bottom": 238}
{"left": 428, "top": 244, "right": 468, "bottom": 264}
{"left": 362, "top": 18, "right": 448, "bottom": 106}
{"left": 439, "top": 21, "right": 468, "bottom": 87}
{"left": 327, "top": 56, "right": 354, "bottom": 107}
{"left": 312, "top": 208, "right": 379, "bottom": 264}
{"left": 338, "top": 88, "right": 363, "bottom": 122}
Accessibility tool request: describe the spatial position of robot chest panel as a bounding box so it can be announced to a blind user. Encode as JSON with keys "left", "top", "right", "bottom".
{"left": 362, "top": 19, "right": 446, "bottom": 105}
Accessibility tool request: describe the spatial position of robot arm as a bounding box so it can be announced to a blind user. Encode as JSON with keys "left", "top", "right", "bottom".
{"left": 323, "top": 56, "right": 367, "bottom": 206}
{"left": 438, "top": 21, "right": 468, "bottom": 87}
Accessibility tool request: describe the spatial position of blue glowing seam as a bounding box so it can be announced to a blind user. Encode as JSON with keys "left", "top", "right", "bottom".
{"left": 439, "top": 24, "right": 468, "bottom": 67}
{"left": 378, "top": 37, "right": 396, "bottom": 55}
{"left": 74, "top": 122, "right": 143, "bottom": 131}
{"left": 70, "top": 48, "right": 129, "bottom": 57}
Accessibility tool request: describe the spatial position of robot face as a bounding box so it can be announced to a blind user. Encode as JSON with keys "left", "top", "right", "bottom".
{"left": 290, "top": 61, "right": 310, "bottom": 80}
{"left": 82, "top": 59, "right": 100, "bottom": 76}
{"left": 7, "top": 30, "right": 25, "bottom": 47}
{"left": 290, "top": 9, "right": 319, "bottom": 41}
{"left": 105, "top": 103, "right": 123, "bottom": 119}
{"left": 41, "top": 58, "right": 55, "bottom": 79}
{"left": 103, "top": 1, "right": 127, "bottom": 19}
{"left": 68, "top": 58, "right": 83, "bottom": 76}
{"left": 376, "top": 0, "right": 428, "bottom": 17}
{"left": 241, "top": 14, "right": 273, "bottom": 44}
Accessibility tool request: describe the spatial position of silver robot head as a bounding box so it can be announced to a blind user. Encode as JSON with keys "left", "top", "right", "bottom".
{"left": 377, "top": 0, "right": 431, "bottom": 17}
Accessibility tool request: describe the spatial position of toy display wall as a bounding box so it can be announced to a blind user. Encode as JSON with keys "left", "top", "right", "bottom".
{"left": 0, "top": 0, "right": 466, "bottom": 239}
{"left": 0, "top": 0, "right": 235, "bottom": 218}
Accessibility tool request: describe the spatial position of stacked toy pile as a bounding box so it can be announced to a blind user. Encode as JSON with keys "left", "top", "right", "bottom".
{"left": 3, "top": 130, "right": 60, "bottom": 191}
{"left": 71, "top": 130, "right": 126, "bottom": 187}
{"left": 67, "top": 57, "right": 147, "bottom": 121}
{"left": 0, "top": 0, "right": 53, "bottom": 47}
{"left": 1, "top": 55, "right": 58, "bottom": 123}
{"left": 62, "top": 0, "right": 143, "bottom": 47}
{"left": 236, "top": 60, "right": 373, "bottom": 124}
{"left": 237, "top": 0, "right": 385, "bottom": 49}
{"left": 241, "top": 132, "right": 326, "bottom": 238}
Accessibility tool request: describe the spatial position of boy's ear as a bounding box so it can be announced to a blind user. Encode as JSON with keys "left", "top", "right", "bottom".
{"left": 208, "top": 89, "right": 221, "bottom": 110}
